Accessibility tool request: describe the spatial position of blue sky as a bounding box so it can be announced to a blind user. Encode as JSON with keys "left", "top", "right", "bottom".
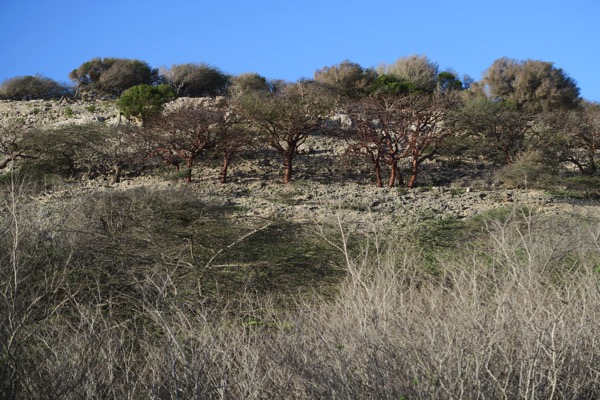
{"left": 1, "top": 0, "right": 598, "bottom": 101}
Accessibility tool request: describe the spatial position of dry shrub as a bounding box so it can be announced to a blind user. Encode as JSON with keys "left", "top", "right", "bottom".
{"left": 270, "top": 210, "right": 600, "bottom": 399}
{"left": 2, "top": 179, "right": 599, "bottom": 399}
{"left": 495, "top": 149, "right": 557, "bottom": 189}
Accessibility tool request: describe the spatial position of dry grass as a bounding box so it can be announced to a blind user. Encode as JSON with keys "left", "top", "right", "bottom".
{"left": 1, "top": 177, "right": 599, "bottom": 399}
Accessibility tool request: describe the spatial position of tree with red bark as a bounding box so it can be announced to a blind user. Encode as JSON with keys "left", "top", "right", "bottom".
{"left": 345, "top": 93, "right": 458, "bottom": 188}
{"left": 212, "top": 109, "right": 255, "bottom": 183}
{"left": 344, "top": 96, "right": 407, "bottom": 187}
{"left": 146, "top": 100, "right": 231, "bottom": 183}
{"left": 401, "top": 94, "right": 459, "bottom": 188}
{"left": 236, "top": 82, "right": 332, "bottom": 184}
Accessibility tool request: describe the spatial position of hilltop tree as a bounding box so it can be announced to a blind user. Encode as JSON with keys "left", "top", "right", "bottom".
{"left": 237, "top": 82, "right": 332, "bottom": 184}
{"left": 228, "top": 73, "right": 271, "bottom": 98}
{"left": 161, "top": 63, "right": 229, "bottom": 97}
{"left": 369, "top": 74, "right": 417, "bottom": 96}
{"left": 117, "top": 84, "right": 174, "bottom": 126}
{"left": 477, "top": 57, "right": 580, "bottom": 112}
{"left": 0, "top": 75, "right": 71, "bottom": 100}
{"left": 437, "top": 71, "right": 463, "bottom": 93}
{"left": 314, "top": 60, "right": 377, "bottom": 98}
{"left": 69, "top": 57, "right": 156, "bottom": 96}
{"left": 378, "top": 55, "right": 439, "bottom": 93}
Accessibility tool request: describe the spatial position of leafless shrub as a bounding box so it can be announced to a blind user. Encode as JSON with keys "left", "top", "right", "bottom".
{"left": 2, "top": 180, "right": 599, "bottom": 399}
{"left": 270, "top": 210, "right": 600, "bottom": 399}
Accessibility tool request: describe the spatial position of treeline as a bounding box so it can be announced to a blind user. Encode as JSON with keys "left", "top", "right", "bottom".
{"left": 1, "top": 55, "right": 598, "bottom": 189}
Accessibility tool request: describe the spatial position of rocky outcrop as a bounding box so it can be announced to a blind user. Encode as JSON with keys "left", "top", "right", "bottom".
{"left": 0, "top": 99, "right": 121, "bottom": 128}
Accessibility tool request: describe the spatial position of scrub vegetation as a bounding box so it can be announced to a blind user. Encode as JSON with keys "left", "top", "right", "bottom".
{"left": 1, "top": 54, "right": 599, "bottom": 399}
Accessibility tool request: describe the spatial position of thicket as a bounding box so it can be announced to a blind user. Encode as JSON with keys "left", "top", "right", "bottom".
{"left": 1, "top": 181, "right": 599, "bottom": 398}
{"left": 1, "top": 82, "right": 598, "bottom": 192}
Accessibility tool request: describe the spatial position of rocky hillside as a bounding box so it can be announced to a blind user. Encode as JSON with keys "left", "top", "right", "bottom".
{"left": 0, "top": 98, "right": 122, "bottom": 127}
{"left": 1, "top": 98, "right": 599, "bottom": 224}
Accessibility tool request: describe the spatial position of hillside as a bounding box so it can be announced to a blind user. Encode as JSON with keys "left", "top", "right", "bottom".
{"left": 1, "top": 98, "right": 600, "bottom": 399}
{"left": 2, "top": 97, "right": 599, "bottom": 222}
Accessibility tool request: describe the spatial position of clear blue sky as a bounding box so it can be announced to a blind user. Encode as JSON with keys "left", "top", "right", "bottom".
{"left": 1, "top": 0, "right": 598, "bottom": 101}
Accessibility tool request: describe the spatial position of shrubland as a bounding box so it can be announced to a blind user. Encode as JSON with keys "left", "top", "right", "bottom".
{"left": 0, "top": 53, "right": 599, "bottom": 398}
{"left": 1, "top": 177, "right": 599, "bottom": 398}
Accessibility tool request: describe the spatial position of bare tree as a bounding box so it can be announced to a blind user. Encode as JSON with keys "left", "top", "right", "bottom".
{"left": 344, "top": 96, "right": 407, "bottom": 187}
{"left": 236, "top": 82, "right": 332, "bottom": 184}
{"left": 145, "top": 100, "right": 236, "bottom": 183}
{"left": 213, "top": 121, "right": 254, "bottom": 184}
{"left": 345, "top": 93, "right": 457, "bottom": 188}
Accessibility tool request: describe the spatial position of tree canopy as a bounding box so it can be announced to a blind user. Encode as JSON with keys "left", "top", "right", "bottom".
{"left": 314, "top": 60, "right": 377, "bottom": 98}
{"left": 378, "top": 55, "right": 439, "bottom": 93}
{"left": 0, "top": 75, "right": 71, "bottom": 100}
{"left": 117, "top": 84, "right": 174, "bottom": 125}
{"left": 69, "top": 57, "right": 156, "bottom": 96}
{"left": 161, "top": 63, "right": 229, "bottom": 97}
{"left": 477, "top": 57, "right": 581, "bottom": 112}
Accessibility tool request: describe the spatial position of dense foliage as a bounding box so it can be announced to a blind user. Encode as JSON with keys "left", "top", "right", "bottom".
{"left": 69, "top": 57, "right": 157, "bottom": 96}
{"left": 161, "top": 63, "right": 230, "bottom": 97}
{"left": 117, "top": 84, "right": 174, "bottom": 125}
{"left": 0, "top": 75, "right": 71, "bottom": 100}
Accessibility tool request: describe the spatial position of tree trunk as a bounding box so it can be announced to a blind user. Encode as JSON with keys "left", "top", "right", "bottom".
{"left": 388, "top": 161, "right": 404, "bottom": 187}
{"left": 185, "top": 159, "right": 193, "bottom": 183}
{"left": 220, "top": 156, "right": 229, "bottom": 184}
{"left": 588, "top": 152, "right": 597, "bottom": 175}
{"left": 375, "top": 162, "right": 383, "bottom": 188}
{"left": 408, "top": 159, "right": 419, "bottom": 189}
{"left": 283, "top": 153, "right": 293, "bottom": 184}
{"left": 112, "top": 163, "right": 121, "bottom": 184}
{"left": 503, "top": 146, "right": 513, "bottom": 164}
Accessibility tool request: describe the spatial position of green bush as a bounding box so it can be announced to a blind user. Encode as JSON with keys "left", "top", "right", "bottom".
{"left": 117, "top": 84, "right": 174, "bottom": 125}
{"left": 369, "top": 74, "right": 417, "bottom": 95}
